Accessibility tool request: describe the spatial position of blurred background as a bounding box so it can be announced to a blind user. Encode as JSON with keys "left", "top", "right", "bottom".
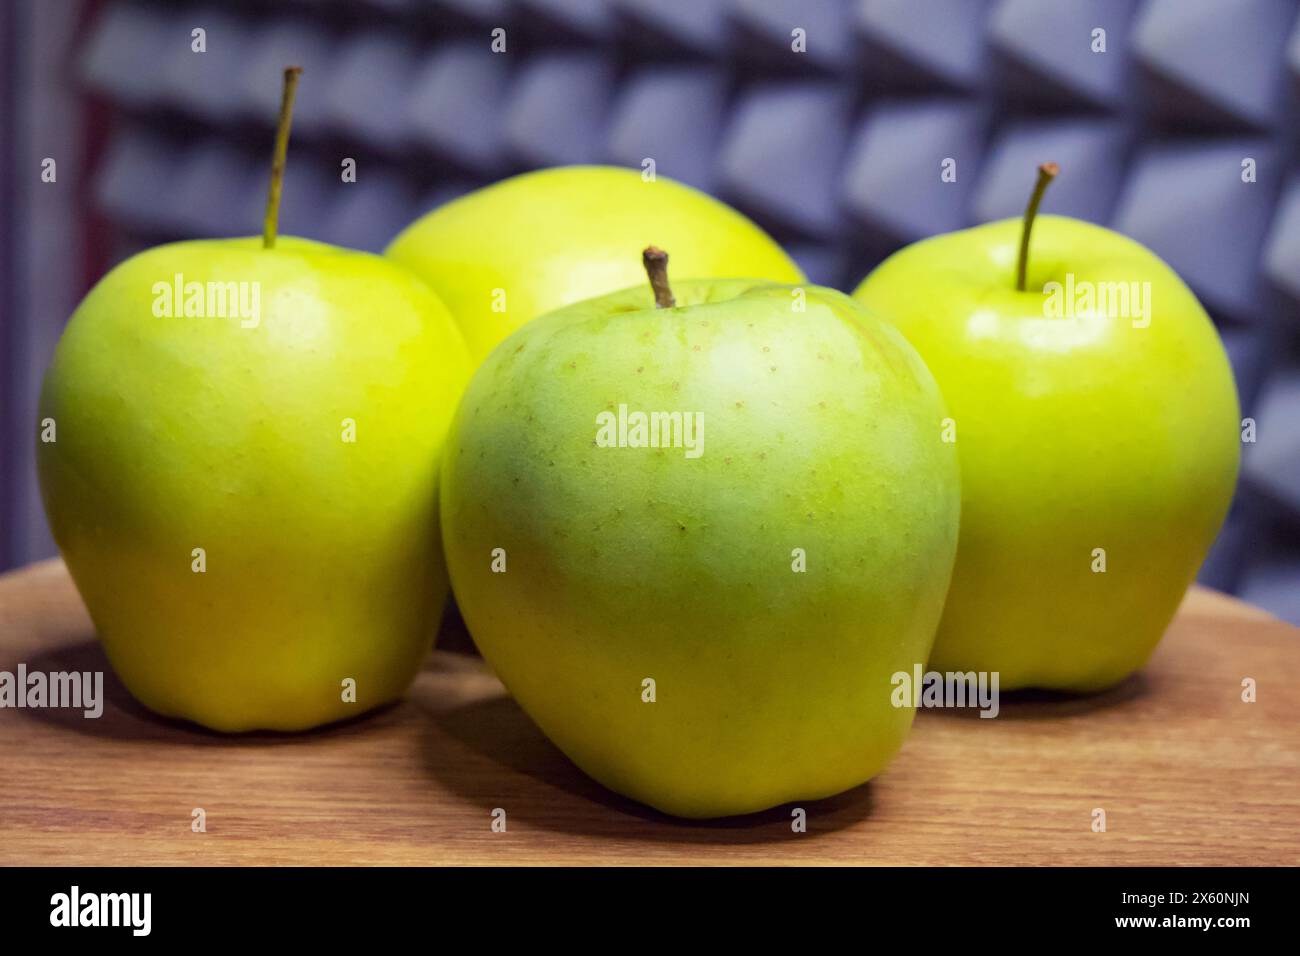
{"left": 1, "top": 0, "right": 1297, "bottom": 620}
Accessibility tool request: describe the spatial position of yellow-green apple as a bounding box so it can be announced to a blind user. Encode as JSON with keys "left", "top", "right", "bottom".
{"left": 441, "top": 247, "right": 960, "bottom": 817}
{"left": 852, "top": 164, "right": 1240, "bottom": 692}
{"left": 385, "top": 165, "right": 804, "bottom": 364}
{"left": 36, "top": 68, "right": 471, "bottom": 731}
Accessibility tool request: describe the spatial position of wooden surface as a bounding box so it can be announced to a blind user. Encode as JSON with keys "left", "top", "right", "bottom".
{"left": 0, "top": 558, "right": 1296, "bottom": 866}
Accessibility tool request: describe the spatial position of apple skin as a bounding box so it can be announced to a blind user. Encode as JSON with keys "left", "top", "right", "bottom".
{"left": 37, "top": 237, "right": 472, "bottom": 731}
{"left": 385, "top": 165, "right": 804, "bottom": 364}
{"left": 440, "top": 278, "right": 960, "bottom": 818}
{"left": 852, "top": 215, "right": 1240, "bottom": 692}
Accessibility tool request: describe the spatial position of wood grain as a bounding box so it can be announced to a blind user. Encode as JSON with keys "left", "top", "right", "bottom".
{"left": 0, "top": 559, "right": 1296, "bottom": 865}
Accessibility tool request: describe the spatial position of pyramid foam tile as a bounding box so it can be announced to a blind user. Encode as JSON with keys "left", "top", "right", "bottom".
{"left": 503, "top": 53, "right": 618, "bottom": 168}
{"left": 988, "top": 0, "right": 1138, "bottom": 110}
{"left": 106, "top": 234, "right": 163, "bottom": 271}
{"left": 854, "top": 0, "right": 992, "bottom": 92}
{"left": 716, "top": 81, "right": 855, "bottom": 239}
{"left": 405, "top": 41, "right": 513, "bottom": 175}
{"left": 1197, "top": 505, "right": 1255, "bottom": 593}
{"left": 729, "top": 0, "right": 855, "bottom": 74}
{"left": 320, "top": 31, "right": 420, "bottom": 153}
{"left": 971, "top": 117, "right": 1130, "bottom": 225}
{"left": 1262, "top": 173, "right": 1300, "bottom": 308}
{"left": 1133, "top": 0, "right": 1296, "bottom": 130}
{"left": 360, "top": 0, "right": 433, "bottom": 16}
{"left": 1237, "top": 550, "right": 1300, "bottom": 625}
{"left": 605, "top": 65, "right": 729, "bottom": 194}
{"left": 413, "top": 183, "right": 478, "bottom": 224}
{"left": 323, "top": 172, "right": 423, "bottom": 254}
{"left": 840, "top": 98, "right": 987, "bottom": 248}
{"left": 615, "top": 0, "right": 731, "bottom": 57}
{"left": 156, "top": 7, "right": 252, "bottom": 124}
{"left": 79, "top": 2, "right": 183, "bottom": 110}
{"left": 1242, "top": 363, "right": 1300, "bottom": 518}
{"left": 93, "top": 128, "right": 189, "bottom": 235}
{"left": 1110, "top": 138, "right": 1281, "bottom": 321}
{"left": 786, "top": 241, "right": 853, "bottom": 290}
{"left": 515, "top": 0, "right": 617, "bottom": 42}
{"left": 1221, "top": 325, "right": 1277, "bottom": 416}
{"left": 237, "top": 18, "right": 338, "bottom": 135}
{"left": 1288, "top": 12, "right": 1300, "bottom": 85}
{"left": 430, "top": 0, "right": 513, "bottom": 27}
{"left": 167, "top": 144, "right": 261, "bottom": 238}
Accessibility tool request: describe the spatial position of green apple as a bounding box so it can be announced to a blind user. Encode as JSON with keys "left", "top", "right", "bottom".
{"left": 852, "top": 164, "right": 1240, "bottom": 692}
{"left": 36, "top": 68, "right": 471, "bottom": 731}
{"left": 385, "top": 165, "right": 804, "bottom": 364}
{"left": 441, "top": 247, "right": 960, "bottom": 818}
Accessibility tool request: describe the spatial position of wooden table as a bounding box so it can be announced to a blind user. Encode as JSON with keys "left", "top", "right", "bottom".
{"left": 1, "top": 559, "right": 1296, "bottom": 865}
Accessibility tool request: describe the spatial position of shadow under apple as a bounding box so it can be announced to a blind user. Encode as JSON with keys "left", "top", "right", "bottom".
{"left": 414, "top": 690, "right": 877, "bottom": 845}
{"left": 917, "top": 670, "right": 1150, "bottom": 721}
{"left": 10, "top": 637, "right": 405, "bottom": 744}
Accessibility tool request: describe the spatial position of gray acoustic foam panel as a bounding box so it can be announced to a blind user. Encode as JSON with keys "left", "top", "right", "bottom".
{"left": 72, "top": 0, "right": 1300, "bottom": 621}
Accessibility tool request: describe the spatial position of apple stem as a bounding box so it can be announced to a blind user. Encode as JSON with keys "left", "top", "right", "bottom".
{"left": 642, "top": 246, "right": 676, "bottom": 309}
{"left": 262, "top": 66, "right": 303, "bottom": 250}
{"left": 1016, "top": 162, "right": 1058, "bottom": 292}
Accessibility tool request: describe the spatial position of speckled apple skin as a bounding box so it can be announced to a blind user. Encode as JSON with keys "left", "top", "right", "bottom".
{"left": 441, "top": 279, "right": 960, "bottom": 818}
{"left": 854, "top": 216, "right": 1241, "bottom": 692}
